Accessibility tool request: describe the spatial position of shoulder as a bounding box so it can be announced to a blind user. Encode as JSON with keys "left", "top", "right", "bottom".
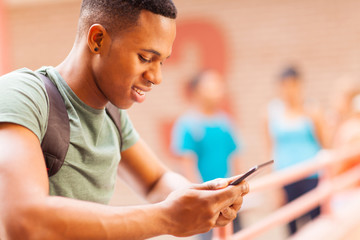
{"left": 1, "top": 68, "right": 45, "bottom": 86}
{"left": 118, "top": 109, "right": 133, "bottom": 124}
{"left": 174, "top": 110, "right": 197, "bottom": 125}
{"left": 268, "top": 98, "right": 284, "bottom": 113}
{"left": 0, "top": 68, "right": 48, "bottom": 103}
{"left": 304, "top": 100, "right": 324, "bottom": 122}
{"left": 116, "top": 109, "right": 140, "bottom": 151}
{"left": 0, "top": 68, "right": 49, "bottom": 141}
{"left": 217, "top": 111, "right": 233, "bottom": 122}
{"left": 171, "top": 111, "right": 200, "bottom": 137}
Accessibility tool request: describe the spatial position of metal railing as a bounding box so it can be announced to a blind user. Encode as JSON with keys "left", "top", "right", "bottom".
{"left": 212, "top": 145, "right": 360, "bottom": 240}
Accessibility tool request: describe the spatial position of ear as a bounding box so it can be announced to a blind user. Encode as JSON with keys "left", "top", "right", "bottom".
{"left": 87, "top": 24, "right": 108, "bottom": 54}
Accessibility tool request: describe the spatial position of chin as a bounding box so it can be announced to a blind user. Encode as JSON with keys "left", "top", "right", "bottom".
{"left": 119, "top": 101, "right": 135, "bottom": 110}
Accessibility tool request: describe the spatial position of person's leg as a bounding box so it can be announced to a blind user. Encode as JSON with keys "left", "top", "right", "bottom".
{"left": 284, "top": 182, "right": 301, "bottom": 234}
{"left": 301, "top": 177, "right": 320, "bottom": 219}
{"left": 284, "top": 177, "right": 321, "bottom": 235}
{"left": 232, "top": 214, "right": 241, "bottom": 233}
{"left": 198, "top": 229, "right": 212, "bottom": 240}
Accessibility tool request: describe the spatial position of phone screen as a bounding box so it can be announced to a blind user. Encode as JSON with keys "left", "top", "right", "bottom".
{"left": 229, "top": 160, "right": 274, "bottom": 185}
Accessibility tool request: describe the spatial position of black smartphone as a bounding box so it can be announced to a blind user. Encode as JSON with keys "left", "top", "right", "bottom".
{"left": 229, "top": 160, "right": 274, "bottom": 185}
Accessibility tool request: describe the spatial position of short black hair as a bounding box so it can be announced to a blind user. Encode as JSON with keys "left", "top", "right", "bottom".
{"left": 79, "top": 0, "right": 177, "bottom": 35}
{"left": 279, "top": 66, "right": 301, "bottom": 81}
{"left": 188, "top": 69, "right": 212, "bottom": 93}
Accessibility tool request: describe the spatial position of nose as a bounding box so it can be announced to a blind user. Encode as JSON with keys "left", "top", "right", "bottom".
{"left": 143, "top": 63, "right": 162, "bottom": 85}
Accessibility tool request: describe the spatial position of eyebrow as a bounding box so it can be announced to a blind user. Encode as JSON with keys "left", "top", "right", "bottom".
{"left": 141, "top": 49, "right": 171, "bottom": 59}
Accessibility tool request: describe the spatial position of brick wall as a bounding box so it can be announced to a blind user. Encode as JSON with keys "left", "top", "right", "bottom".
{"left": 171, "top": 0, "right": 360, "bottom": 169}
{"left": 6, "top": 0, "right": 360, "bottom": 169}
{"left": 5, "top": 0, "right": 360, "bottom": 238}
{"left": 5, "top": 0, "right": 81, "bottom": 70}
{"left": 0, "top": 0, "right": 10, "bottom": 74}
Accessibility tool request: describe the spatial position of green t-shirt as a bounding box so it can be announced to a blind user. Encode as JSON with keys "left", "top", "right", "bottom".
{"left": 0, "top": 66, "right": 139, "bottom": 204}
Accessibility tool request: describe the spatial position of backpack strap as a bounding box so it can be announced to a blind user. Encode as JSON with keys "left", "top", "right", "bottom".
{"left": 38, "top": 73, "right": 123, "bottom": 177}
{"left": 38, "top": 73, "right": 70, "bottom": 177}
{"left": 105, "top": 102, "right": 123, "bottom": 151}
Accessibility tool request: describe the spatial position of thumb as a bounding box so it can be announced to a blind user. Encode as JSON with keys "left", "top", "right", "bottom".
{"left": 191, "top": 178, "right": 229, "bottom": 190}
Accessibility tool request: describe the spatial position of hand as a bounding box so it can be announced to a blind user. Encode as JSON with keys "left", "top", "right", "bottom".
{"left": 161, "top": 178, "right": 249, "bottom": 237}
{"left": 217, "top": 180, "right": 249, "bottom": 226}
{"left": 216, "top": 177, "right": 249, "bottom": 227}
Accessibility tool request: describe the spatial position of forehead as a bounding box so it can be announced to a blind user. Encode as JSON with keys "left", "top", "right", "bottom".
{"left": 114, "top": 10, "right": 176, "bottom": 57}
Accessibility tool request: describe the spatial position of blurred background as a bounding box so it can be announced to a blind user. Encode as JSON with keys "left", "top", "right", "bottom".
{"left": 2, "top": 0, "right": 360, "bottom": 239}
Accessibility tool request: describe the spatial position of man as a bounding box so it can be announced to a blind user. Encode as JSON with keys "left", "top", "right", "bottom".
{"left": 171, "top": 70, "right": 244, "bottom": 239}
{"left": 0, "top": 1, "right": 249, "bottom": 239}
{"left": 171, "top": 70, "right": 243, "bottom": 184}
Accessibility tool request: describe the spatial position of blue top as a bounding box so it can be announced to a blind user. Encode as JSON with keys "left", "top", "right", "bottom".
{"left": 171, "top": 110, "right": 241, "bottom": 182}
{"left": 268, "top": 100, "right": 321, "bottom": 175}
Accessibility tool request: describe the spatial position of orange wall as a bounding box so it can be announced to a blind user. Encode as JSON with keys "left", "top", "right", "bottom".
{"left": 0, "top": 0, "right": 9, "bottom": 74}
{"left": 5, "top": 0, "right": 360, "bottom": 170}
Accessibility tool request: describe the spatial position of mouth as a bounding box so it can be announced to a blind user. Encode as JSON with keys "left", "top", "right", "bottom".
{"left": 132, "top": 86, "right": 145, "bottom": 96}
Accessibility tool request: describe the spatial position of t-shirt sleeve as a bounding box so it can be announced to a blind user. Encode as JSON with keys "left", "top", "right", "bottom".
{"left": 171, "top": 117, "right": 196, "bottom": 156}
{"left": 119, "top": 110, "right": 139, "bottom": 151}
{"left": 227, "top": 131, "right": 241, "bottom": 155}
{"left": 226, "top": 120, "right": 243, "bottom": 155}
{"left": 0, "top": 69, "right": 49, "bottom": 142}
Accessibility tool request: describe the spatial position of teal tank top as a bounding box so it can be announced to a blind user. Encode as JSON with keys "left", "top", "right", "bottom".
{"left": 268, "top": 100, "right": 321, "bottom": 175}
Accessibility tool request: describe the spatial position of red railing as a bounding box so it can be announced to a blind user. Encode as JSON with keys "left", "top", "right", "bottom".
{"left": 0, "top": 0, "right": 10, "bottom": 75}
{"left": 213, "top": 145, "right": 360, "bottom": 240}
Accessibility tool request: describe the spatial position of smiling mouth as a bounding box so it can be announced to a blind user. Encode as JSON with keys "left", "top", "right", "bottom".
{"left": 132, "top": 86, "right": 145, "bottom": 96}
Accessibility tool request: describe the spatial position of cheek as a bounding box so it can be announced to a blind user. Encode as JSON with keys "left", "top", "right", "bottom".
{"left": 111, "top": 57, "right": 143, "bottom": 82}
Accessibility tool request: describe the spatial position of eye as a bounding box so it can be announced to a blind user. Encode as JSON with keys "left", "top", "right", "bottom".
{"left": 138, "top": 54, "right": 151, "bottom": 63}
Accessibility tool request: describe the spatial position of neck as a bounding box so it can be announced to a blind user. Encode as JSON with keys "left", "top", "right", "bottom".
{"left": 195, "top": 102, "right": 218, "bottom": 116}
{"left": 283, "top": 98, "right": 303, "bottom": 113}
{"left": 55, "top": 41, "right": 108, "bottom": 109}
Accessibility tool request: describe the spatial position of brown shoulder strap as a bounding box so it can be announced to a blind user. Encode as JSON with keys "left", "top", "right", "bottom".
{"left": 38, "top": 73, "right": 70, "bottom": 177}
{"left": 39, "top": 73, "right": 123, "bottom": 177}
{"left": 105, "top": 102, "right": 123, "bottom": 151}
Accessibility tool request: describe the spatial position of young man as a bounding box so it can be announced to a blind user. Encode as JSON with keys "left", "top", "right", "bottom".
{"left": 171, "top": 70, "right": 244, "bottom": 239}
{"left": 0, "top": 1, "right": 249, "bottom": 239}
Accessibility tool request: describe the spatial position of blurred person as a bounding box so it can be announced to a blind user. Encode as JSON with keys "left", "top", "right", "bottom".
{"left": 171, "top": 69, "right": 244, "bottom": 240}
{"left": 0, "top": 1, "right": 249, "bottom": 239}
{"left": 327, "top": 75, "right": 360, "bottom": 147}
{"left": 333, "top": 94, "right": 360, "bottom": 147}
{"left": 332, "top": 92, "right": 360, "bottom": 176}
{"left": 324, "top": 75, "right": 360, "bottom": 184}
{"left": 324, "top": 91, "right": 360, "bottom": 218}
{"left": 263, "top": 66, "right": 325, "bottom": 235}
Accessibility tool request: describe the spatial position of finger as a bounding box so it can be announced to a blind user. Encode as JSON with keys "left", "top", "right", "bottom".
{"left": 205, "top": 184, "right": 245, "bottom": 213}
{"left": 230, "top": 196, "right": 243, "bottom": 212}
{"left": 239, "top": 181, "right": 250, "bottom": 196}
{"left": 191, "top": 180, "right": 247, "bottom": 214}
{"left": 230, "top": 202, "right": 243, "bottom": 213}
{"left": 191, "top": 178, "right": 228, "bottom": 190}
{"left": 220, "top": 207, "right": 237, "bottom": 220}
{"left": 227, "top": 174, "right": 244, "bottom": 183}
{"left": 215, "top": 213, "right": 232, "bottom": 227}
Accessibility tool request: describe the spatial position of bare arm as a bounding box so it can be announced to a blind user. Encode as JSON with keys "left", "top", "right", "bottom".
{"left": 231, "top": 154, "right": 243, "bottom": 176}
{"left": 117, "top": 138, "right": 193, "bottom": 202}
{"left": 0, "top": 123, "right": 249, "bottom": 239}
{"left": 0, "top": 123, "right": 170, "bottom": 240}
{"left": 176, "top": 153, "right": 202, "bottom": 183}
{"left": 310, "top": 108, "right": 327, "bottom": 148}
{"left": 263, "top": 112, "right": 273, "bottom": 161}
